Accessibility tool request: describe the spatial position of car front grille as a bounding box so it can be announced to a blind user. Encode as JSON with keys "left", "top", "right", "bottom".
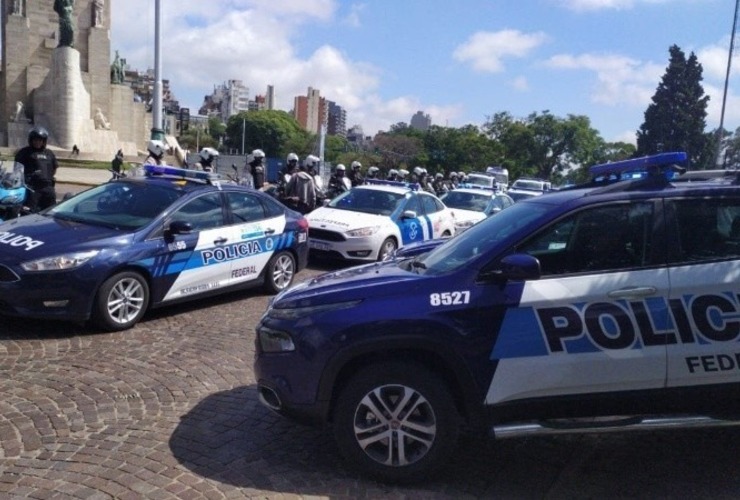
{"left": 309, "top": 228, "right": 346, "bottom": 242}
{"left": 0, "top": 265, "right": 19, "bottom": 282}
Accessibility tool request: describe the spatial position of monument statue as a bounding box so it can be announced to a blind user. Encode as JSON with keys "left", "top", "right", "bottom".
{"left": 110, "top": 50, "right": 126, "bottom": 84}
{"left": 9, "top": 0, "right": 25, "bottom": 16}
{"left": 10, "top": 101, "right": 24, "bottom": 122}
{"left": 94, "top": 107, "right": 110, "bottom": 129}
{"left": 92, "top": 0, "right": 104, "bottom": 27}
{"left": 53, "top": 0, "right": 76, "bottom": 48}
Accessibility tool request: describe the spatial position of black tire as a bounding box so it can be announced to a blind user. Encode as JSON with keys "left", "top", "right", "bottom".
{"left": 333, "top": 361, "right": 460, "bottom": 483}
{"left": 378, "top": 237, "right": 397, "bottom": 261}
{"left": 263, "top": 251, "right": 296, "bottom": 294}
{"left": 91, "top": 271, "right": 149, "bottom": 331}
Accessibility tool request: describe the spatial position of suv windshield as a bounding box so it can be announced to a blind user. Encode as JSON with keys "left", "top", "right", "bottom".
{"left": 416, "top": 200, "right": 551, "bottom": 275}
{"left": 440, "top": 191, "right": 490, "bottom": 211}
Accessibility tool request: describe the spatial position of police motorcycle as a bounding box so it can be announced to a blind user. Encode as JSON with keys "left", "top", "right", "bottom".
{"left": 0, "top": 161, "right": 31, "bottom": 220}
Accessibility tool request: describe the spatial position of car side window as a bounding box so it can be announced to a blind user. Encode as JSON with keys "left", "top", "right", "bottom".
{"left": 404, "top": 196, "right": 422, "bottom": 215}
{"left": 669, "top": 198, "right": 740, "bottom": 263}
{"left": 170, "top": 192, "right": 224, "bottom": 231}
{"left": 421, "top": 195, "right": 440, "bottom": 215}
{"left": 226, "top": 192, "right": 266, "bottom": 223}
{"left": 516, "top": 202, "right": 655, "bottom": 276}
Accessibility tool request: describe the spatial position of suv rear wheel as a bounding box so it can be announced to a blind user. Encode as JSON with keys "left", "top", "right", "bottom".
{"left": 333, "top": 361, "right": 459, "bottom": 483}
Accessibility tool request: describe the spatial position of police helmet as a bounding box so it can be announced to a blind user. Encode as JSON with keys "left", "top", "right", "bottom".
{"left": 147, "top": 139, "right": 166, "bottom": 158}
{"left": 368, "top": 166, "right": 380, "bottom": 177}
{"left": 287, "top": 152, "right": 299, "bottom": 163}
{"left": 351, "top": 160, "right": 362, "bottom": 170}
{"left": 335, "top": 163, "right": 346, "bottom": 172}
{"left": 398, "top": 169, "right": 409, "bottom": 179}
{"left": 28, "top": 126, "right": 49, "bottom": 147}
{"left": 252, "top": 149, "right": 265, "bottom": 160}
{"left": 199, "top": 147, "right": 219, "bottom": 162}
{"left": 413, "top": 166, "right": 424, "bottom": 177}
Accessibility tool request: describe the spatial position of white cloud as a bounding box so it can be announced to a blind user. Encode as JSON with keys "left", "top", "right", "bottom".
{"left": 510, "top": 76, "right": 530, "bottom": 91}
{"left": 546, "top": 53, "right": 663, "bottom": 106}
{"left": 453, "top": 30, "right": 549, "bottom": 73}
{"left": 343, "top": 3, "right": 366, "bottom": 27}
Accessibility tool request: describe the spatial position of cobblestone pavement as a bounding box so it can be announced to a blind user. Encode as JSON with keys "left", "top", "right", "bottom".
{"left": 2, "top": 253, "right": 740, "bottom": 498}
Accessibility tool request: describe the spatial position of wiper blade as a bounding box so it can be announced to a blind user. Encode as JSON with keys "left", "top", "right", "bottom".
{"left": 411, "top": 259, "right": 427, "bottom": 270}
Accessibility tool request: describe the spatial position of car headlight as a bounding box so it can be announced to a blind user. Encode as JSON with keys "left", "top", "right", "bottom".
{"left": 21, "top": 250, "right": 100, "bottom": 272}
{"left": 257, "top": 326, "right": 296, "bottom": 352}
{"left": 268, "top": 300, "right": 362, "bottom": 320}
{"left": 346, "top": 226, "right": 380, "bottom": 238}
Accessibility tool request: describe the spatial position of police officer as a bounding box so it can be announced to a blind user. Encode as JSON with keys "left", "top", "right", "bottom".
{"left": 15, "top": 126, "right": 58, "bottom": 211}
{"left": 328, "top": 164, "right": 349, "bottom": 199}
{"left": 143, "top": 140, "right": 167, "bottom": 166}
{"left": 366, "top": 166, "right": 380, "bottom": 180}
{"left": 197, "top": 147, "right": 219, "bottom": 172}
{"left": 248, "top": 149, "right": 266, "bottom": 188}
{"left": 348, "top": 160, "right": 364, "bottom": 187}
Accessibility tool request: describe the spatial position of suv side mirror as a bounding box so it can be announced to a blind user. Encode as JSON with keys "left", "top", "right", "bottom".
{"left": 480, "top": 253, "right": 541, "bottom": 282}
{"left": 401, "top": 210, "right": 417, "bottom": 219}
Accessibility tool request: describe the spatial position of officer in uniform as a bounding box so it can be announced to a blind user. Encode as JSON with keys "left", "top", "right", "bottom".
{"left": 15, "top": 126, "right": 59, "bottom": 211}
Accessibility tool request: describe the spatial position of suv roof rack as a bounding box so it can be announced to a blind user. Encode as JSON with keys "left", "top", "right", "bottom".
{"left": 143, "top": 164, "right": 222, "bottom": 185}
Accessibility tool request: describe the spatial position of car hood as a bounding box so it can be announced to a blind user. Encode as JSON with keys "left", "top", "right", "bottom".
{"left": 451, "top": 208, "right": 486, "bottom": 224}
{"left": 274, "top": 260, "right": 420, "bottom": 307}
{"left": 307, "top": 207, "right": 388, "bottom": 231}
{"left": 0, "top": 214, "right": 130, "bottom": 261}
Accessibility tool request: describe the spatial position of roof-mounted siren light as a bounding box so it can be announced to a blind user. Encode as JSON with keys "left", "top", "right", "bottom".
{"left": 589, "top": 152, "right": 688, "bottom": 182}
{"left": 144, "top": 164, "right": 221, "bottom": 183}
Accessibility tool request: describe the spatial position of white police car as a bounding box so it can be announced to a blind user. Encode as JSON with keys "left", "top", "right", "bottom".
{"left": 440, "top": 187, "right": 513, "bottom": 232}
{"left": 255, "top": 152, "right": 740, "bottom": 483}
{"left": 306, "top": 180, "right": 455, "bottom": 261}
{"left": 0, "top": 165, "right": 309, "bottom": 331}
{"left": 507, "top": 177, "right": 551, "bottom": 202}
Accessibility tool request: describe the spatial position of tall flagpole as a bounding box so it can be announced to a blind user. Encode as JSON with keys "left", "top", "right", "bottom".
{"left": 716, "top": 0, "right": 740, "bottom": 166}
{"left": 151, "top": 0, "right": 164, "bottom": 141}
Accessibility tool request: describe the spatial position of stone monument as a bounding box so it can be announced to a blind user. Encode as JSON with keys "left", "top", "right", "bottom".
{"left": 0, "top": 0, "right": 149, "bottom": 155}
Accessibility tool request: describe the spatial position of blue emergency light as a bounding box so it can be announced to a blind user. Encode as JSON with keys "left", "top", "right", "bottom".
{"left": 365, "top": 179, "right": 420, "bottom": 191}
{"left": 589, "top": 152, "right": 688, "bottom": 180}
{"left": 144, "top": 164, "right": 221, "bottom": 183}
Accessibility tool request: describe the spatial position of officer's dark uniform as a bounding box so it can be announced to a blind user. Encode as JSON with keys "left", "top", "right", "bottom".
{"left": 15, "top": 129, "right": 58, "bottom": 211}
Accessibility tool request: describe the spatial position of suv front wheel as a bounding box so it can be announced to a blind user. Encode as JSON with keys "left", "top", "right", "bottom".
{"left": 333, "top": 361, "right": 460, "bottom": 483}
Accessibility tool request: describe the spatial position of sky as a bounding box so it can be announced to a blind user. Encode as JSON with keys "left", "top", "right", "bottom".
{"left": 111, "top": 0, "right": 740, "bottom": 145}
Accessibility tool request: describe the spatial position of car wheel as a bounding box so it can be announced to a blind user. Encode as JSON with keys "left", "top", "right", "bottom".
{"left": 91, "top": 271, "right": 149, "bottom": 331}
{"left": 333, "top": 361, "right": 460, "bottom": 483}
{"left": 378, "top": 237, "right": 397, "bottom": 261}
{"left": 263, "top": 251, "right": 295, "bottom": 294}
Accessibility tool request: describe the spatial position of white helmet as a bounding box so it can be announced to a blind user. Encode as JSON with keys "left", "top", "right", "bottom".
{"left": 398, "top": 169, "right": 409, "bottom": 179}
{"left": 351, "top": 160, "right": 362, "bottom": 170}
{"left": 368, "top": 166, "right": 380, "bottom": 177}
{"left": 335, "top": 163, "right": 346, "bottom": 172}
{"left": 252, "top": 149, "right": 265, "bottom": 159}
{"left": 147, "top": 139, "right": 166, "bottom": 158}
{"left": 287, "top": 152, "right": 299, "bottom": 163}
{"left": 413, "top": 166, "right": 424, "bottom": 177}
{"left": 305, "top": 154, "right": 320, "bottom": 168}
{"left": 199, "top": 147, "right": 219, "bottom": 162}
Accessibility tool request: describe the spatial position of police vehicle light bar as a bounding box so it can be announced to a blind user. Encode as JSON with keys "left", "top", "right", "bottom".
{"left": 365, "top": 179, "right": 420, "bottom": 191}
{"left": 144, "top": 164, "right": 221, "bottom": 183}
{"left": 589, "top": 152, "right": 687, "bottom": 178}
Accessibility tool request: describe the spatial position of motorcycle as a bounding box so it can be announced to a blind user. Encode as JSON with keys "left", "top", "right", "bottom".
{"left": 0, "top": 161, "right": 30, "bottom": 221}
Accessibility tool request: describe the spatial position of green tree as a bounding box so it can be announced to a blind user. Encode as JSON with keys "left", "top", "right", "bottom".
{"left": 207, "top": 116, "right": 226, "bottom": 143}
{"left": 225, "top": 110, "right": 310, "bottom": 159}
{"left": 636, "top": 45, "right": 709, "bottom": 166}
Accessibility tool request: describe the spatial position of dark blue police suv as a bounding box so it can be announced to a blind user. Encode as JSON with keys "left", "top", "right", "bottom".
{"left": 255, "top": 153, "right": 740, "bottom": 483}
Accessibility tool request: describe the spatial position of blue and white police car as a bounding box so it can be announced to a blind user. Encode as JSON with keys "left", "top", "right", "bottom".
{"left": 255, "top": 152, "right": 740, "bottom": 483}
{"left": 306, "top": 180, "right": 456, "bottom": 261}
{"left": 439, "top": 186, "right": 513, "bottom": 232}
{"left": 0, "top": 165, "right": 309, "bottom": 331}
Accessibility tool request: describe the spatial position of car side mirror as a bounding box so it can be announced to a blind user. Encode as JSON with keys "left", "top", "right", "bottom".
{"left": 480, "top": 253, "right": 541, "bottom": 282}
{"left": 167, "top": 220, "right": 193, "bottom": 236}
{"left": 401, "top": 210, "right": 417, "bottom": 219}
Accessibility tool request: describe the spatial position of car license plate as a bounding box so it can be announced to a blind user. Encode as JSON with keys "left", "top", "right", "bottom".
{"left": 309, "top": 241, "right": 331, "bottom": 251}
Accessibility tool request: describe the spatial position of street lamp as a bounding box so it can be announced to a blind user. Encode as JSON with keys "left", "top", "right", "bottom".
{"left": 715, "top": 0, "right": 740, "bottom": 166}
{"left": 150, "top": 0, "right": 164, "bottom": 141}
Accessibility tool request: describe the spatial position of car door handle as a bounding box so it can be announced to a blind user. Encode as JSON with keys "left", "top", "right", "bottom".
{"left": 607, "top": 286, "right": 657, "bottom": 300}
{"left": 265, "top": 228, "right": 276, "bottom": 235}
{"left": 214, "top": 237, "right": 228, "bottom": 245}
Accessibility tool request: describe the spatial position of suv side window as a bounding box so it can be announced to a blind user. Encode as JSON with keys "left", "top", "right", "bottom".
{"left": 669, "top": 198, "right": 740, "bottom": 263}
{"left": 516, "top": 202, "right": 655, "bottom": 276}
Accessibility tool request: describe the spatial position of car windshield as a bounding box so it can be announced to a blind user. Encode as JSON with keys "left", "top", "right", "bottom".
{"left": 466, "top": 174, "right": 494, "bottom": 188}
{"left": 512, "top": 180, "right": 547, "bottom": 191}
{"left": 508, "top": 190, "right": 540, "bottom": 202}
{"left": 440, "top": 191, "right": 490, "bottom": 212}
{"left": 48, "top": 181, "right": 183, "bottom": 230}
{"left": 413, "top": 200, "right": 551, "bottom": 275}
{"left": 328, "top": 188, "right": 405, "bottom": 216}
